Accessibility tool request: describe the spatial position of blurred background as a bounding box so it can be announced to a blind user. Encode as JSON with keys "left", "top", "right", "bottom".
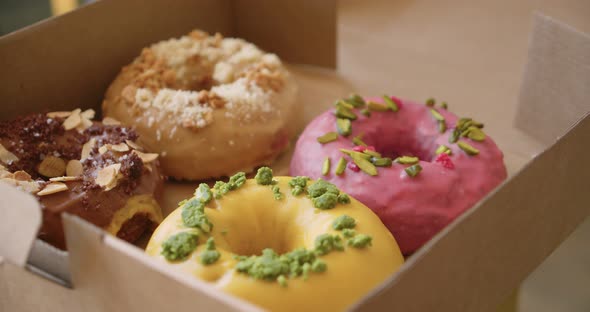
{"left": 1, "top": 0, "right": 589, "bottom": 311}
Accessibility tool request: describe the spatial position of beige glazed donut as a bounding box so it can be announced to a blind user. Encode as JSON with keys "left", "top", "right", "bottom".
{"left": 103, "top": 30, "right": 298, "bottom": 180}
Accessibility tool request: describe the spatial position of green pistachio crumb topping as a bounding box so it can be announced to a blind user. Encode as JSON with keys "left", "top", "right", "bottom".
{"left": 372, "top": 157, "right": 393, "bottom": 167}
{"left": 430, "top": 109, "right": 445, "bottom": 121}
{"left": 337, "top": 193, "right": 351, "bottom": 204}
{"left": 311, "top": 259, "right": 327, "bottom": 273}
{"left": 214, "top": 172, "right": 247, "bottom": 199}
{"left": 367, "top": 101, "right": 389, "bottom": 112}
{"left": 345, "top": 93, "right": 366, "bottom": 108}
{"left": 235, "top": 247, "right": 327, "bottom": 286}
{"left": 350, "top": 153, "right": 378, "bottom": 176}
{"left": 289, "top": 176, "right": 310, "bottom": 196}
{"left": 277, "top": 275, "right": 287, "bottom": 287}
{"left": 361, "top": 108, "right": 371, "bottom": 117}
{"left": 449, "top": 128, "right": 460, "bottom": 143}
{"left": 404, "top": 164, "right": 423, "bottom": 177}
{"left": 435, "top": 145, "right": 452, "bottom": 155}
{"left": 382, "top": 95, "right": 399, "bottom": 112}
{"left": 438, "top": 120, "right": 447, "bottom": 133}
{"left": 342, "top": 229, "right": 357, "bottom": 238}
{"left": 195, "top": 183, "right": 212, "bottom": 204}
{"left": 466, "top": 126, "right": 486, "bottom": 141}
{"left": 336, "top": 118, "right": 352, "bottom": 136}
{"left": 363, "top": 150, "right": 381, "bottom": 158}
{"left": 161, "top": 232, "right": 198, "bottom": 261}
{"left": 335, "top": 157, "right": 347, "bottom": 175}
{"left": 311, "top": 193, "right": 339, "bottom": 210}
{"left": 340, "top": 149, "right": 371, "bottom": 160}
{"left": 425, "top": 98, "right": 436, "bottom": 107}
{"left": 181, "top": 198, "right": 213, "bottom": 232}
{"left": 317, "top": 132, "right": 339, "bottom": 144}
{"left": 272, "top": 185, "right": 283, "bottom": 200}
{"left": 314, "top": 234, "right": 344, "bottom": 255}
{"left": 457, "top": 141, "right": 480, "bottom": 156}
{"left": 307, "top": 179, "right": 344, "bottom": 210}
{"left": 352, "top": 134, "right": 367, "bottom": 146}
{"left": 335, "top": 99, "right": 355, "bottom": 110}
{"left": 332, "top": 215, "right": 356, "bottom": 230}
{"left": 255, "top": 166, "right": 274, "bottom": 185}
{"left": 394, "top": 156, "right": 419, "bottom": 165}
{"left": 441, "top": 101, "right": 448, "bottom": 109}
{"left": 322, "top": 157, "right": 331, "bottom": 176}
{"left": 348, "top": 234, "right": 373, "bottom": 248}
{"left": 334, "top": 106, "right": 358, "bottom": 120}
{"left": 201, "top": 250, "right": 220, "bottom": 265}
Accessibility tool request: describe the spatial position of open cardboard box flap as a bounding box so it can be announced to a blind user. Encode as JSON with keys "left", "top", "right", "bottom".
{"left": 1, "top": 1, "right": 589, "bottom": 311}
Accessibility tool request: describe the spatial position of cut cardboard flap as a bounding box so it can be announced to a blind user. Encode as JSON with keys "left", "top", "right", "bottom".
{"left": 516, "top": 14, "right": 590, "bottom": 145}
{"left": 0, "top": 183, "right": 41, "bottom": 266}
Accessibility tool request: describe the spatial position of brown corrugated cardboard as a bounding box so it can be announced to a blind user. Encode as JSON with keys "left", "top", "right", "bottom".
{"left": 0, "top": 1, "right": 589, "bottom": 311}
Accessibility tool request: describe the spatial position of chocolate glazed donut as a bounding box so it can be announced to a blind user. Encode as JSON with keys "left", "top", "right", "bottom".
{"left": 0, "top": 109, "right": 164, "bottom": 250}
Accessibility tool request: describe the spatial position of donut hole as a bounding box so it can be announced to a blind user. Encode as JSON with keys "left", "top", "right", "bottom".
{"left": 364, "top": 132, "right": 438, "bottom": 162}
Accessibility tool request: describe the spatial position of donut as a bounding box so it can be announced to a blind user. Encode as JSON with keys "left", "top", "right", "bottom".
{"left": 102, "top": 30, "right": 298, "bottom": 180}
{"left": 146, "top": 168, "right": 404, "bottom": 311}
{"left": 290, "top": 95, "right": 507, "bottom": 255}
{"left": 0, "top": 109, "right": 164, "bottom": 250}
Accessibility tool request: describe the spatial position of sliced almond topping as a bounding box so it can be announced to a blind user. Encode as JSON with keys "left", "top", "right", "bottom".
{"left": 13, "top": 171, "right": 32, "bottom": 181}
{"left": 110, "top": 143, "right": 129, "bottom": 152}
{"left": 95, "top": 163, "right": 121, "bottom": 191}
{"left": 0, "top": 143, "right": 19, "bottom": 164}
{"left": 103, "top": 117, "right": 121, "bottom": 126}
{"left": 81, "top": 138, "right": 96, "bottom": 160}
{"left": 49, "top": 176, "right": 82, "bottom": 182}
{"left": 81, "top": 109, "right": 96, "bottom": 120}
{"left": 77, "top": 116, "right": 93, "bottom": 132}
{"left": 18, "top": 180, "right": 41, "bottom": 193}
{"left": 47, "top": 111, "right": 72, "bottom": 118}
{"left": 98, "top": 145, "right": 109, "bottom": 155}
{"left": 63, "top": 108, "right": 82, "bottom": 130}
{"left": 133, "top": 150, "right": 159, "bottom": 163}
{"left": 38, "top": 156, "right": 66, "bottom": 178}
{"left": 66, "top": 159, "right": 84, "bottom": 176}
{"left": 125, "top": 140, "right": 143, "bottom": 151}
{"left": 37, "top": 182, "right": 68, "bottom": 196}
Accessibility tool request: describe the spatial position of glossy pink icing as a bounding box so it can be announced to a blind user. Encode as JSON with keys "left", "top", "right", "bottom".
{"left": 290, "top": 97, "right": 507, "bottom": 255}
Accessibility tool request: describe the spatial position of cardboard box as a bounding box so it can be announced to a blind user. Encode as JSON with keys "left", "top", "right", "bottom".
{"left": 1, "top": 1, "right": 589, "bottom": 311}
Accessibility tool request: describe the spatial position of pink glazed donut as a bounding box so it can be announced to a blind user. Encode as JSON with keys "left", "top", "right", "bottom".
{"left": 290, "top": 95, "right": 507, "bottom": 255}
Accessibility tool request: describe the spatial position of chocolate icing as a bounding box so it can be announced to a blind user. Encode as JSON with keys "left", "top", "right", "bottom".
{"left": 0, "top": 112, "right": 163, "bottom": 250}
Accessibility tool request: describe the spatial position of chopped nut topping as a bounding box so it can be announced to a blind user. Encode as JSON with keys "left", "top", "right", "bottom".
{"left": 95, "top": 163, "right": 122, "bottom": 191}
{"left": 66, "top": 160, "right": 83, "bottom": 176}
{"left": 110, "top": 143, "right": 130, "bottom": 152}
{"left": 63, "top": 108, "right": 82, "bottom": 130}
{"left": 47, "top": 111, "right": 72, "bottom": 118}
{"left": 125, "top": 140, "right": 143, "bottom": 151}
{"left": 38, "top": 156, "right": 66, "bottom": 178}
{"left": 80, "top": 109, "right": 95, "bottom": 120}
{"left": 13, "top": 171, "right": 32, "bottom": 181}
{"left": 98, "top": 145, "right": 109, "bottom": 155}
{"left": 133, "top": 150, "right": 159, "bottom": 163}
{"left": 0, "top": 143, "right": 19, "bottom": 164}
{"left": 37, "top": 182, "right": 68, "bottom": 196}
{"left": 81, "top": 138, "right": 96, "bottom": 160}
{"left": 103, "top": 117, "right": 122, "bottom": 126}
{"left": 49, "top": 176, "right": 82, "bottom": 182}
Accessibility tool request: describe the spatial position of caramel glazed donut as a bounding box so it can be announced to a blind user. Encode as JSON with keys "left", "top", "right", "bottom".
{"left": 0, "top": 109, "right": 164, "bottom": 250}
{"left": 103, "top": 30, "right": 298, "bottom": 180}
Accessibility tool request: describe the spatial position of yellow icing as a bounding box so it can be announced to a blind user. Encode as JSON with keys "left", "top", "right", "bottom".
{"left": 146, "top": 177, "right": 404, "bottom": 311}
{"left": 106, "top": 194, "right": 163, "bottom": 236}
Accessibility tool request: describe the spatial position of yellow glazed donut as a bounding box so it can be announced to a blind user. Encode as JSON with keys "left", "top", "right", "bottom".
{"left": 146, "top": 168, "right": 404, "bottom": 311}
{"left": 103, "top": 30, "right": 298, "bottom": 180}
